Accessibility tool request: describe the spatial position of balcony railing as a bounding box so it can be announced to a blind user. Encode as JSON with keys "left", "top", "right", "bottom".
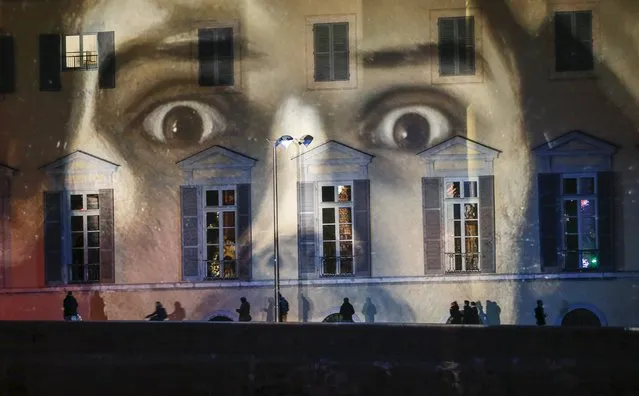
{"left": 69, "top": 263, "right": 100, "bottom": 283}
{"left": 65, "top": 52, "right": 98, "bottom": 70}
{"left": 445, "top": 252, "right": 480, "bottom": 273}
{"left": 205, "top": 259, "right": 238, "bottom": 280}
{"left": 320, "top": 256, "right": 355, "bottom": 277}
{"left": 559, "top": 249, "right": 600, "bottom": 271}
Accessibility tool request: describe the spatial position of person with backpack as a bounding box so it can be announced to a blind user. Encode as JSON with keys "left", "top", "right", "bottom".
{"left": 145, "top": 301, "right": 168, "bottom": 321}
{"left": 63, "top": 291, "right": 79, "bottom": 321}
{"left": 278, "top": 293, "right": 289, "bottom": 322}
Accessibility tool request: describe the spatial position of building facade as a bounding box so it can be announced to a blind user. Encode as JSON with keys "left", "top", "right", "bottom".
{"left": 0, "top": 0, "right": 638, "bottom": 325}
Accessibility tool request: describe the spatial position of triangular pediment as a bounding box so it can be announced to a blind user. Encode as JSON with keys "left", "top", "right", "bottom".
{"left": 41, "top": 151, "right": 119, "bottom": 174}
{"left": 0, "top": 163, "right": 17, "bottom": 177}
{"left": 177, "top": 146, "right": 257, "bottom": 170}
{"left": 418, "top": 136, "right": 500, "bottom": 160}
{"left": 297, "top": 140, "right": 373, "bottom": 165}
{"left": 533, "top": 130, "right": 616, "bottom": 156}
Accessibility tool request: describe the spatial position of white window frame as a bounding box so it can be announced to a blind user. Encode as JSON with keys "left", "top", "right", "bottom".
{"left": 318, "top": 182, "right": 354, "bottom": 277}
{"left": 560, "top": 173, "right": 599, "bottom": 269}
{"left": 443, "top": 177, "right": 481, "bottom": 272}
{"left": 67, "top": 191, "right": 101, "bottom": 283}
{"left": 202, "top": 185, "right": 239, "bottom": 280}
{"left": 63, "top": 33, "right": 99, "bottom": 71}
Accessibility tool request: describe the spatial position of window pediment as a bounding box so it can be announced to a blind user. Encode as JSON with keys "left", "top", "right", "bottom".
{"left": 296, "top": 140, "right": 373, "bottom": 182}
{"left": 534, "top": 130, "right": 616, "bottom": 173}
{"left": 177, "top": 145, "right": 256, "bottom": 185}
{"left": 41, "top": 151, "right": 119, "bottom": 190}
{"left": 418, "top": 136, "right": 500, "bottom": 177}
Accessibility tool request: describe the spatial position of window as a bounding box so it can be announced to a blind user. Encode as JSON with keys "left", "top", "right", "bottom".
{"left": 319, "top": 184, "right": 354, "bottom": 276}
{"left": 554, "top": 11, "right": 593, "bottom": 72}
{"left": 313, "top": 22, "right": 349, "bottom": 82}
{"left": 69, "top": 193, "right": 101, "bottom": 283}
{"left": 203, "top": 187, "right": 238, "bottom": 279}
{"left": 444, "top": 179, "right": 480, "bottom": 272}
{"left": 561, "top": 174, "right": 598, "bottom": 270}
{"left": 438, "top": 17, "right": 475, "bottom": 76}
{"left": 63, "top": 33, "right": 98, "bottom": 70}
{"left": 198, "top": 27, "right": 235, "bottom": 87}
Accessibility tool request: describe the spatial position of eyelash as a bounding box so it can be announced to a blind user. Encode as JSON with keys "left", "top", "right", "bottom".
{"left": 141, "top": 100, "right": 227, "bottom": 144}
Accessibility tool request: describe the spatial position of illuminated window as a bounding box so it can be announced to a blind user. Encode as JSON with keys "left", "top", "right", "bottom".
{"left": 203, "top": 187, "right": 238, "bottom": 279}
{"left": 444, "top": 179, "right": 480, "bottom": 272}
{"left": 63, "top": 33, "right": 98, "bottom": 70}
{"left": 69, "top": 193, "right": 101, "bottom": 283}
{"left": 319, "top": 184, "right": 354, "bottom": 276}
{"left": 561, "top": 174, "right": 598, "bottom": 269}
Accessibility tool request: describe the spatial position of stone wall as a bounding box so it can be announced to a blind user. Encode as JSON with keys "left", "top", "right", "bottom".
{"left": 0, "top": 321, "right": 638, "bottom": 395}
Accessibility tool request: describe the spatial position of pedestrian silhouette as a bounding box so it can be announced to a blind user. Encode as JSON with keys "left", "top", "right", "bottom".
{"left": 237, "top": 297, "right": 251, "bottom": 322}
{"left": 278, "top": 293, "right": 289, "bottom": 322}
{"left": 145, "top": 301, "right": 168, "bottom": 321}
{"left": 263, "top": 297, "right": 275, "bottom": 322}
{"left": 63, "top": 291, "right": 79, "bottom": 321}
{"left": 535, "top": 300, "right": 547, "bottom": 326}
{"left": 449, "top": 301, "right": 463, "bottom": 324}
{"left": 462, "top": 300, "right": 472, "bottom": 324}
{"left": 339, "top": 297, "right": 355, "bottom": 322}
{"left": 485, "top": 300, "right": 502, "bottom": 325}
{"left": 470, "top": 301, "right": 481, "bottom": 324}
{"left": 168, "top": 301, "right": 186, "bottom": 321}
{"left": 89, "top": 291, "right": 107, "bottom": 320}
{"left": 362, "top": 297, "right": 377, "bottom": 323}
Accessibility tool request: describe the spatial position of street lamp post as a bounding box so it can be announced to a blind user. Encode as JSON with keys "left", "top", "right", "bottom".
{"left": 271, "top": 135, "right": 313, "bottom": 322}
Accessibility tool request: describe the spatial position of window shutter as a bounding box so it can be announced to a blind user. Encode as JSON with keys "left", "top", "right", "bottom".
{"left": 597, "top": 171, "right": 614, "bottom": 270}
{"left": 44, "top": 192, "right": 64, "bottom": 284}
{"left": 215, "top": 27, "right": 234, "bottom": 86}
{"left": 39, "top": 34, "right": 61, "bottom": 91}
{"left": 479, "top": 176, "right": 495, "bottom": 273}
{"left": 538, "top": 173, "right": 561, "bottom": 270}
{"left": 422, "top": 177, "right": 444, "bottom": 273}
{"left": 0, "top": 35, "right": 16, "bottom": 93}
{"left": 332, "top": 22, "right": 349, "bottom": 81}
{"left": 198, "top": 28, "right": 216, "bottom": 87}
{"left": 438, "top": 19, "right": 457, "bottom": 76}
{"left": 353, "top": 179, "right": 371, "bottom": 277}
{"left": 573, "top": 11, "right": 594, "bottom": 71}
{"left": 297, "top": 182, "right": 317, "bottom": 278}
{"left": 181, "top": 186, "right": 201, "bottom": 280}
{"left": 97, "top": 31, "right": 116, "bottom": 89}
{"left": 554, "top": 13, "right": 572, "bottom": 71}
{"left": 313, "top": 24, "right": 331, "bottom": 82}
{"left": 458, "top": 17, "right": 476, "bottom": 75}
{"left": 98, "top": 189, "right": 115, "bottom": 283}
{"left": 236, "top": 183, "right": 251, "bottom": 280}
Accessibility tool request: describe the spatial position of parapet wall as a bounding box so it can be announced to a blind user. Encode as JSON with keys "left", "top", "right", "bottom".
{"left": 0, "top": 321, "right": 638, "bottom": 395}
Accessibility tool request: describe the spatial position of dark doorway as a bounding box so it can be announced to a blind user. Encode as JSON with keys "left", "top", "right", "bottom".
{"left": 561, "top": 308, "right": 601, "bottom": 327}
{"left": 209, "top": 316, "right": 233, "bottom": 322}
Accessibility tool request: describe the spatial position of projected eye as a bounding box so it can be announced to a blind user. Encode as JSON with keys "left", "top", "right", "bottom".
{"left": 142, "top": 101, "right": 226, "bottom": 145}
{"left": 371, "top": 105, "right": 451, "bottom": 150}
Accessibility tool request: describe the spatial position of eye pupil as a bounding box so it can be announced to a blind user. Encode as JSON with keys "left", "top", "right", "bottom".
{"left": 392, "top": 113, "right": 430, "bottom": 149}
{"left": 162, "top": 106, "right": 203, "bottom": 144}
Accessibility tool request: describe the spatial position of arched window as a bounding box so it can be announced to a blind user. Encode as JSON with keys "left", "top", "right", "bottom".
{"left": 561, "top": 308, "right": 601, "bottom": 327}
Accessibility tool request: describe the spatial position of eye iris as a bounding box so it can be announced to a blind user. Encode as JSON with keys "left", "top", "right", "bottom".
{"left": 162, "top": 106, "right": 203, "bottom": 144}
{"left": 392, "top": 113, "right": 430, "bottom": 149}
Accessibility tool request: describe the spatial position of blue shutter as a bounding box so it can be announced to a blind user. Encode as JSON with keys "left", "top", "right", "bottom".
{"left": 458, "top": 17, "right": 476, "bottom": 75}
{"left": 39, "top": 34, "right": 61, "bottom": 91}
{"left": 236, "top": 184, "right": 251, "bottom": 280}
{"left": 573, "top": 11, "right": 594, "bottom": 70}
{"left": 44, "top": 192, "right": 64, "bottom": 284}
{"left": 479, "top": 176, "right": 495, "bottom": 273}
{"left": 423, "top": 177, "right": 444, "bottom": 273}
{"left": 198, "top": 28, "right": 216, "bottom": 86}
{"left": 215, "top": 27, "right": 234, "bottom": 86}
{"left": 98, "top": 31, "right": 116, "bottom": 89}
{"left": 332, "top": 23, "right": 349, "bottom": 81}
{"left": 99, "top": 189, "right": 115, "bottom": 283}
{"left": 181, "top": 186, "right": 201, "bottom": 281}
{"left": 538, "top": 173, "right": 561, "bottom": 270}
{"left": 297, "top": 182, "right": 317, "bottom": 278}
{"left": 0, "top": 36, "right": 16, "bottom": 93}
{"left": 353, "top": 179, "right": 371, "bottom": 277}
{"left": 438, "top": 18, "right": 457, "bottom": 76}
{"left": 313, "top": 24, "right": 331, "bottom": 82}
{"left": 597, "top": 171, "right": 614, "bottom": 270}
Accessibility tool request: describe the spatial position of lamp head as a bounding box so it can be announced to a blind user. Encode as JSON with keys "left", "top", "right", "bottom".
{"left": 276, "top": 135, "right": 294, "bottom": 148}
{"left": 300, "top": 135, "right": 314, "bottom": 147}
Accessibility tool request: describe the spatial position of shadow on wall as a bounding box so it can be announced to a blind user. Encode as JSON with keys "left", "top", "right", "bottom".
{"left": 168, "top": 301, "right": 186, "bottom": 321}
{"left": 89, "top": 291, "right": 108, "bottom": 321}
{"left": 485, "top": 300, "right": 501, "bottom": 325}
{"left": 299, "top": 293, "right": 312, "bottom": 323}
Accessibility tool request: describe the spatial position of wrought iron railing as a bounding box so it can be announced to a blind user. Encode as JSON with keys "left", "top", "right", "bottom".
{"left": 320, "top": 256, "right": 355, "bottom": 277}
{"left": 559, "top": 249, "right": 600, "bottom": 271}
{"left": 65, "top": 52, "right": 98, "bottom": 69}
{"left": 69, "top": 263, "right": 100, "bottom": 283}
{"left": 445, "top": 252, "right": 480, "bottom": 273}
{"left": 204, "top": 259, "right": 238, "bottom": 280}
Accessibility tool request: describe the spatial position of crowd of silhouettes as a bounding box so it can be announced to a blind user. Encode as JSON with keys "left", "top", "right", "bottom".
{"left": 449, "top": 300, "right": 482, "bottom": 324}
